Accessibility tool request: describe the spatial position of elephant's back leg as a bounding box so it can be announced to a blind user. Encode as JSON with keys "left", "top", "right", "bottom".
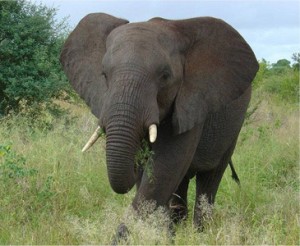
{"left": 193, "top": 139, "right": 237, "bottom": 229}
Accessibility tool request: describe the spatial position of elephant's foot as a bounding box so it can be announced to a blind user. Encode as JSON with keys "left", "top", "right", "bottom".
{"left": 111, "top": 211, "right": 175, "bottom": 245}
{"left": 169, "top": 193, "right": 188, "bottom": 224}
{"left": 193, "top": 213, "right": 204, "bottom": 232}
{"left": 193, "top": 195, "right": 214, "bottom": 231}
{"left": 111, "top": 223, "right": 130, "bottom": 245}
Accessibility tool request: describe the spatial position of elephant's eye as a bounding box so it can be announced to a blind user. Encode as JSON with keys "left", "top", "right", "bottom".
{"left": 161, "top": 73, "right": 169, "bottom": 80}
{"left": 101, "top": 71, "right": 109, "bottom": 87}
{"left": 101, "top": 71, "right": 107, "bottom": 80}
{"left": 160, "top": 71, "right": 171, "bottom": 81}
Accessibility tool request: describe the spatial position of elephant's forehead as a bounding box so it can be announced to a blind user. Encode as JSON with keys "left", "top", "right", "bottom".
{"left": 107, "top": 23, "right": 172, "bottom": 48}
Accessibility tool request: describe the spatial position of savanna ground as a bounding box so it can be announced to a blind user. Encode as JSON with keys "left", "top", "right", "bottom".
{"left": 0, "top": 79, "right": 299, "bottom": 244}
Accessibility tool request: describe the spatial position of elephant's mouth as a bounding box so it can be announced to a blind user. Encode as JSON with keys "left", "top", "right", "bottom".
{"left": 81, "top": 124, "right": 157, "bottom": 153}
{"left": 80, "top": 122, "right": 157, "bottom": 194}
{"left": 133, "top": 138, "right": 155, "bottom": 174}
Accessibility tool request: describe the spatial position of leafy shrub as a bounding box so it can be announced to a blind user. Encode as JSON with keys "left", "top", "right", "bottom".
{"left": 252, "top": 59, "right": 269, "bottom": 88}
{"left": 0, "top": 144, "right": 38, "bottom": 179}
{"left": 263, "top": 70, "right": 299, "bottom": 103}
{"left": 254, "top": 57, "right": 299, "bottom": 103}
{"left": 1, "top": 101, "right": 71, "bottom": 135}
{"left": 0, "top": 143, "right": 57, "bottom": 238}
{"left": 135, "top": 139, "right": 154, "bottom": 180}
{"left": 0, "top": 0, "right": 69, "bottom": 116}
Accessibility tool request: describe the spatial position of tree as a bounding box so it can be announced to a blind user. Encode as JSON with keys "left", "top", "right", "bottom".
{"left": 0, "top": 0, "right": 69, "bottom": 116}
{"left": 291, "top": 53, "right": 299, "bottom": 70}
{"left": 271, "top": 59, "right": 291, "bottom": 74}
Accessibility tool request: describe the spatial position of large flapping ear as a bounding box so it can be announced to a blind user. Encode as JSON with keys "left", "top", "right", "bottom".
{"left": 60, "top": 13, "right": 128, "bottom": 118}
{"left": 169, "top": 17, "right": 259, "bottom": 134}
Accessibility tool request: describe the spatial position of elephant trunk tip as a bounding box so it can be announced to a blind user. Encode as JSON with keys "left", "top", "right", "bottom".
{"left": 109, "top": 174, "right": 136, "bottom": 194}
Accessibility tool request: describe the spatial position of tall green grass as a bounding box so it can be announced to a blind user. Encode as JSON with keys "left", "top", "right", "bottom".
{"left": 0, "top": 90, "right": 299, "bottom": 244}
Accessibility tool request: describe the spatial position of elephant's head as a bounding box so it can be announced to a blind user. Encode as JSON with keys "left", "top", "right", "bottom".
{"left": 60, "top": 13, "right": 258, "bottom": 194}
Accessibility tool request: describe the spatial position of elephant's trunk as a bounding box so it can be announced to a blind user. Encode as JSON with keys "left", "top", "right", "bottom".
{"left": 101, "top": 72, "right": 159, "bottom": 194}
{"left": 105, "top": 104, "right": 143, "bottom": 194}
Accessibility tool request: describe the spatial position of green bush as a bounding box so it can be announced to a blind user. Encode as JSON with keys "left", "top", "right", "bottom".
{"left": 0, "top": 0, "right": 69, "bottom": 116}
{"left": 254, "top": 57, "right": 299, "bottom": 103}
{"left": 263, "top": 70, "right": 299, "bottom": 103}
{"left": 0, "top": 144, "right": 38, "bottom": 179}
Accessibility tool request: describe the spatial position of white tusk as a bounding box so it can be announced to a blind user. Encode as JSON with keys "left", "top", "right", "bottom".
{"left": 149, "top": 124, "right": 157, "bottom": 143}
{"left": 82, "top": 126, "right": 102, "bottom": 152}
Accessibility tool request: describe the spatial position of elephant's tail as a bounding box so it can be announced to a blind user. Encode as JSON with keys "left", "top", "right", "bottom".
{"left": 229, "top": 159, "right": 240, "bottom": 185}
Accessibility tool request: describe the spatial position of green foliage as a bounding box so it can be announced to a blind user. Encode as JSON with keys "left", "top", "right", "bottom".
{"left": 0, "top": 144, "right": 38, "bottom": 179}
{"left": 263, "top": 69, "right": 299, "bottom": 102}
{"left": 135, "top": 139, "right": 154, "bottom": 180}
{"left": 0, "top": 0, "right": 69, "bottom": 116}
{"left": 271, "top": 59, "right": 291, "bottom": 74}
{"left": 291, "top": 52, "right": 299, "bottom": 70}
{"left": 254, "top": 56, "right": 299, "bottom": 103}
{"left": 1, "top": 101, "right": 71, "bottom": 134}
{"left": 37, "top": 175, "right": 55, "bottom": 201}
{"left": 252, "top": 59, "right": 269, "bottom": 88}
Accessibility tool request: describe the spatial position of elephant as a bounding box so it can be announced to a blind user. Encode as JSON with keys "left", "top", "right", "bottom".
{"left": 60, "top": 13, "right": 258, "bottom": 233}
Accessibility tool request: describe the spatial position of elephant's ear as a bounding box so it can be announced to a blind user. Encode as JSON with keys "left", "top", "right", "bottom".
{"left": 170, "top": 17, "right": 259, "bottom": 134}
{"left": 60, "top": 13, "right": 128, "bottom": 118}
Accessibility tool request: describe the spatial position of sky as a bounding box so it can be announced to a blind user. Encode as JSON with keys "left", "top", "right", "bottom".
{"left": 32, "top": 0, "right": 300, "bottom": 63}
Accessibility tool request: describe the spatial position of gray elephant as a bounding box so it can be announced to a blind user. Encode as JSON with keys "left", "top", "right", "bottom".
{"left": 60, "top": 13, "right": 258, "bottom": 231}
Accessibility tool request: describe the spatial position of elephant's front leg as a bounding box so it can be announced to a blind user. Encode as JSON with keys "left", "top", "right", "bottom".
{"left": 169, "top": 175, "right": 190, "bottom": 223}
{"left": 132, "top": 122, "right": 203, "bottom": 216}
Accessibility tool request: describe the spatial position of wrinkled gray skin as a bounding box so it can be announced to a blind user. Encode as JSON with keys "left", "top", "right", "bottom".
{"left": 61, "top": 13, "right": 258, "bottom": 230}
